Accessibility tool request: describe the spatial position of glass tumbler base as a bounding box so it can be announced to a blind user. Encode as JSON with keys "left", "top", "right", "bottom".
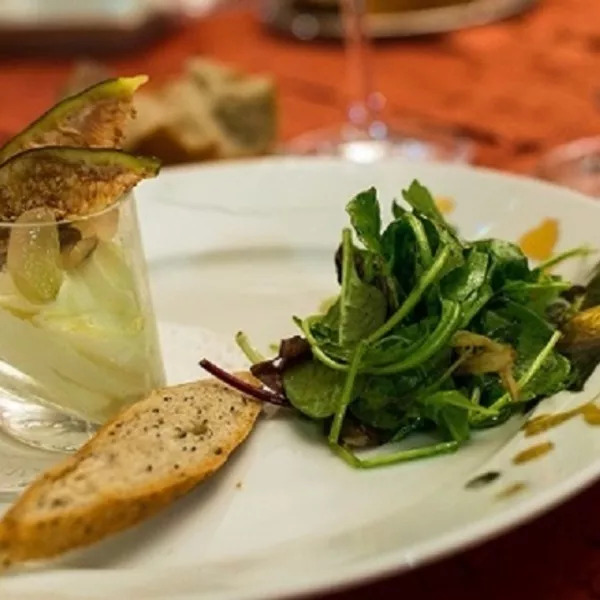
{"left": 0, "top": 393, "right": 96, "bottom": 453}
{"left": 0, "top": 394, "right": 97, "bottom": 497}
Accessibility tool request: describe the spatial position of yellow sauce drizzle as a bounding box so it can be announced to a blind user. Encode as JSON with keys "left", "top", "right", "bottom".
{"left": 518, "top": 218, "right": 559, "bottom": 262}
{"left": 523, "top": 403, "right": 600, "bottom": 437}
{"left": 513, "top": 441, "right": 554, "bottom": 464}
{"left": 496, "top": 482, "right": 527, "bottom": 500}
{"left": 581, "top": 403, "right": 600, "bottom": 425}
{"left": 435, "top": 196, "right": 455, "bottom": 215}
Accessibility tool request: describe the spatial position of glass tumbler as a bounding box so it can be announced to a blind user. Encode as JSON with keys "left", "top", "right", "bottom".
{"left": 0, "top": 192, "right": 165, "bottom": 485}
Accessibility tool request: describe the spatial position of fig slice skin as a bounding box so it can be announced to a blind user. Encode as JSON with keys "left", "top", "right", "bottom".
{"left": 0, "top": 146, "right": 160, "bottom": 222}
{"left": 0, "top": 76, "right": 148, "bottom": 165}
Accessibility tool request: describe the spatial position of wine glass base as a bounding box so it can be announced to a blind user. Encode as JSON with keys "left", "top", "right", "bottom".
{"left": 537, "top": 137, "right": 600, "bottom": 197}
{"left": 283, "top": 123, "right": 473, "bottom": 164}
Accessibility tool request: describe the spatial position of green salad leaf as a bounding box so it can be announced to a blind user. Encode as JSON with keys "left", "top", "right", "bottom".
{"left": 219, "top": 181, "right": 600, "bottom": 470}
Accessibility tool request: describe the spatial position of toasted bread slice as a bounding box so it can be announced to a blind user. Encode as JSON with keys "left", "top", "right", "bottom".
{"left": 0, "top": 376, "right": 261, "bottom": 568}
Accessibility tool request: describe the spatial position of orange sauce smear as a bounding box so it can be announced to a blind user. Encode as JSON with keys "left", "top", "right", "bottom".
{"left": 518, "top": 218, "right": 559, "bottom": 262}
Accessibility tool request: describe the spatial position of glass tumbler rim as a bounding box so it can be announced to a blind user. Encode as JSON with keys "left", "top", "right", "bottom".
{"left": 0, "top": 190, "right": 133, "bottom": 230}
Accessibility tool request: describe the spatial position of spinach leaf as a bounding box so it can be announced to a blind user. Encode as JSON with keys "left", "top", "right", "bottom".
{"left": 350, "top": 373, "right": 421, "bottom": 430}
{"left": 418, "top": 391, "right": 475, "bottom": 442}
{"left": 346, "top": 187, "right": 382, "bottom": 254}
{"left": 339, "top": 229, "right": 387, "bottom": 347}
{"left": 474, "top": 239, "right": 529, "bottom": 289}
{"left": 477, "top": 308, "right": 513, "bottom": 340}
{"left": 439, "top": 406, "right": 470, "bottom": 442}
{"left": 442, "top": 248, "right": 489, "bottom": 301}
{"left": 497, "top": 302, "right": 570, "bottom": 401}
{"left": 440, "top": 248, "right": 493, "bottom": 326}
{"left": 420, "top": 215, "right": 465, "bottom": 278}
{"left": 381, "top": 217, "right": 417, "bottom": 298}
{"left": 391, "top": 199, "right": 407, "bottom": 219}
{"left": 405, "top": 213, "right": 434, "bottom": 269}
{"left": 522, "top": 352, "right": 570, "bottom": 400}
{"left": 306, "top": 310, "right": 352, "bottom": 363}
{"left": 364, "top": 317, "right": 437, "bottom": 367}
{"left": 502, "top": 271, "right": 569, "bottom": 317}
{"left": 365, "top": 299, "right": 461, "bottom": 374}
{"left": 401, "top": 180, "right": 445, "bottom": 224}
{"left": 460, "top": 283, "right": 494, "bottom": 327}
{"left": 283, "top": 359, "right": 350, "bottom": 419}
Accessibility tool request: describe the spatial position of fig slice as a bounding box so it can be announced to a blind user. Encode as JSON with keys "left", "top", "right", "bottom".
{"left": 7, "top": 207, "right": 63, "bottom": 304}
{"left": 0, "top": 76, "right": 148, "bottom": 165}
{"left": 0, "top": 147, "right": 160, "bottom": 221}
{"left": 61, "top": 236, "right": 99, "bottom": 271}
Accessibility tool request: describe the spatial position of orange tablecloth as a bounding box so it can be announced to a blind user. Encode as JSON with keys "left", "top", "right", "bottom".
{"left": 0, "top": 0, "right": 599, "bottom": 174}
{"left": 1, "top": 2, "right": 600, "bottom": 599}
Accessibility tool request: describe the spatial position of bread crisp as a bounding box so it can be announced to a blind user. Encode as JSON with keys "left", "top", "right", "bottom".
{"left": 0, "top": 376, "right": 261, "bottom": 568}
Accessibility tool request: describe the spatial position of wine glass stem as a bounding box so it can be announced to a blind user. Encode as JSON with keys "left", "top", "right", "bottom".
{"left": 341, "top": 0, "right": 381, "bottom": 132}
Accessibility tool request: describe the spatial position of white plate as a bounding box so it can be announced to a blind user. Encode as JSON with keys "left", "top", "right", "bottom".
{"left": 2, "top": 157, "right": 600, "bottom": 600}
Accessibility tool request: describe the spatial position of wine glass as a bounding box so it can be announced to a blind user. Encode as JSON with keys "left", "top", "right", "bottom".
{"left": 284, "top": 0, "right": 472, "bottom": 164}
{"left": 537, "top": 137, "right": 600, "bottom": 197}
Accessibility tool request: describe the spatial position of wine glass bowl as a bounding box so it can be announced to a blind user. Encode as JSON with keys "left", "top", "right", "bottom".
{"left": 283, "top": 0, "right": 472, "bottom": 163}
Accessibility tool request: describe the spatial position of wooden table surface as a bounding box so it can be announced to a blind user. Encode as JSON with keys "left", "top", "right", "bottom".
{"left": 1, "top": 1, "right": 600, "bottom": 598}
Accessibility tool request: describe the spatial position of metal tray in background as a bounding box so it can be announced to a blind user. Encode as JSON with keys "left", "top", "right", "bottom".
{"left": 260, "top": 0, "right": 538, "bottom": 40}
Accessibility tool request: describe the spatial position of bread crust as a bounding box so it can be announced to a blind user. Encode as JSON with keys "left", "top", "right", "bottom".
{"left": 0, "top": 376, "right": 261, "bottom": 568}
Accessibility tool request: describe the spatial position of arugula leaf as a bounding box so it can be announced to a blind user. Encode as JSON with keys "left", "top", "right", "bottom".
{"left": 346, "top": 187, "right": 382, "bottom": 253}
{"left": 401, "top": 180, "right": 445, "bottom": 224}
{"left": 339, "top": 229, "right": 387, "bottom": 346}
{"left": 283, "top": 359, "right": 350, "bottom": 419}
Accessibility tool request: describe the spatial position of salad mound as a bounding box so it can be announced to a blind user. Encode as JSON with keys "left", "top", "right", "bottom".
{"left": 202, "top": 181, "right": 600, "bottom": 469}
